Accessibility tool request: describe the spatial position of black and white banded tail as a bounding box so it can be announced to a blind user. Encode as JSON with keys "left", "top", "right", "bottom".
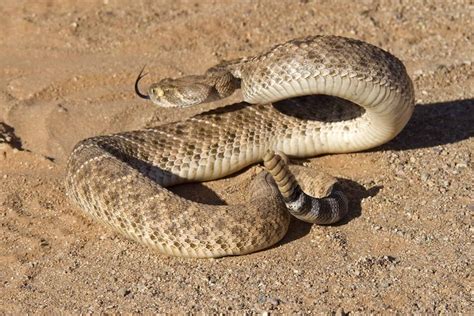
{"left": 263, "top": 151, "right": 348, "bottom": 224}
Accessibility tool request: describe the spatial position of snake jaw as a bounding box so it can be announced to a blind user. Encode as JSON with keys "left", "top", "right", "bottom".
{"left": 135, "top": 65, "right": 150, "bottom": 100}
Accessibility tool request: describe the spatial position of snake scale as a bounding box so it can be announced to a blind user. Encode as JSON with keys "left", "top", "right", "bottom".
{"left": 65, "top": 35, "right": 414, "bottom": 258}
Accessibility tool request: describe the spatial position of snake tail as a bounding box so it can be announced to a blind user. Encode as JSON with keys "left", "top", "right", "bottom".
{"left": 263, "top": 151, "right": 348, "bottom": 224}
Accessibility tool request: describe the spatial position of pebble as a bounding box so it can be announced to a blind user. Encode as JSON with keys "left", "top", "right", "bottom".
{"left": 118, "top": 288, "right": 131, "bottom": 297}
{"left": 268, "top": 298, "right": 280, "bottom": 306}
{"left": 413, "top": 69, "right": 424, "bottom": 76}
{"left": 420, "top": 172, "right": 430, "bottom": 182}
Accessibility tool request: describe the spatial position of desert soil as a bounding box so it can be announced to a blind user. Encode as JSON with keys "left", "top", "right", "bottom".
{"left": 0, "top": 0, "right": 472, "bottom": 314}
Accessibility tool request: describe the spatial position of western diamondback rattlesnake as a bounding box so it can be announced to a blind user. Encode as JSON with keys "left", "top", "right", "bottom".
{"left": 65, "top": 35, "right": 414, "bottom": 258}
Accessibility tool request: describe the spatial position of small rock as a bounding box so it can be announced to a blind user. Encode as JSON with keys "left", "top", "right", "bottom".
{"left": 413, "top": 69, "right": 423, "bottom": 76}
{"left": 441, "top": 180, "right": 450, "bottom": 188}
{"left": 268, "top": 297, "right": 280, "bottom": 306}
{"left": 207, "top": 275, "right": 217, "bottom": 285}
{"left": 118, "top": 288, "right": 131, "bottom": 297}
{"left": 419, "top": 172, "right": 430, "bottom": 182}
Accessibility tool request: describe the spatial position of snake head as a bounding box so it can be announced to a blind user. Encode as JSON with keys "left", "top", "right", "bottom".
{"left": 148, "top": 77, "right": 216, "bottom": 108}
{"left": 135, "top": 66, "right": 215, "bottom": 108}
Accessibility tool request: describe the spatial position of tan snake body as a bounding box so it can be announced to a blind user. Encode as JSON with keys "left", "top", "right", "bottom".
{"left": 65, "top": 35, "right": 414, "bottom": 258}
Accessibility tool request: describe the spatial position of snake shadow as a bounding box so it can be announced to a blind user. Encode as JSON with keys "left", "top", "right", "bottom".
{"left": 377, "top": 98, "right": 473, "bottom": 151}
{"left": 272, "top": 95, "right": 473, "bottom": 150}
{"left": 170, "top": 182, "right": 227, "bottom": 205}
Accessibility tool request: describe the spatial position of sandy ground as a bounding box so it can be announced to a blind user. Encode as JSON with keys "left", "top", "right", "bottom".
{"left": 1, "top": 0, "right": 473, "bottom": 313}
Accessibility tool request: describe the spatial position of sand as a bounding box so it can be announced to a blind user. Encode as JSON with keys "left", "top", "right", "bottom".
{"left": 1, "top": 0, "right": 472, "bottom": 313}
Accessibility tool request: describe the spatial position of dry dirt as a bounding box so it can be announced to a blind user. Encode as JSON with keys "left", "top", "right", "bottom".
{"left": 1, "top": 0, "right": 473, "bottom": 314}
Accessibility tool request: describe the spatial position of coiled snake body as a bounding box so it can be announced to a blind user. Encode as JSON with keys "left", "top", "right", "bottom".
{"left": 65, "top": 36, "right": 414, "bottom": 258}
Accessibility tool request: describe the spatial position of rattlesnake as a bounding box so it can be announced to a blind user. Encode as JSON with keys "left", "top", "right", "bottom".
{"left": 65, "top": 35, "right": 414, "bottom": 258}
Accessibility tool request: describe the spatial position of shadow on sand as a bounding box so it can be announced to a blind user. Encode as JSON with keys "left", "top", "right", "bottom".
{"left": 379, "top": 98, "right": 473, "bottom": 152}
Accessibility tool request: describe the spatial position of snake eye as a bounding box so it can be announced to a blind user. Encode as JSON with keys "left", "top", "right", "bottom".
{"left": 151, "top": 87, "right": 165, "bottom": 97}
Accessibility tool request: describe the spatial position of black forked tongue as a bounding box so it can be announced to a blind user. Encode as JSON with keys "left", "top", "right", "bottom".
{"left": 134, "top": 65, "right": 150, "bottom": 100}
